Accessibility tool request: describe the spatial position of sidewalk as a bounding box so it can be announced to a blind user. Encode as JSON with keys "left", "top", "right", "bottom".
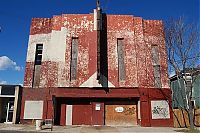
{"left": 0, "top": 123, "right": 196, "bottom": 133}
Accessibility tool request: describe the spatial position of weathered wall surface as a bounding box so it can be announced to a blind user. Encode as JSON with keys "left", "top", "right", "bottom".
{"left": 143, "top": 20, "right": 169, "bottom": 88}
{"left": 24, "top": 13, "right": 169, "bottom": 88}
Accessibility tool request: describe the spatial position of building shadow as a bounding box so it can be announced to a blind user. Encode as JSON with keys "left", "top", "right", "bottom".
{"left": 99, "top": 13, "right": 108, "bottom": 88}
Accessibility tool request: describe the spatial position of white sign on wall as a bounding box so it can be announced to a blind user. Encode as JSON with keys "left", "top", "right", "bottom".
{"left": 115, "top": 107, "right": 124, "bottom": 113}
{"left": 24, "top": 101, "right": 43, "bottom": 119}
{"left": 95, "top": 104, "right": 101, "bottom": 111}
{"left": 151, "top": 100, "right": 170, "bottom": 119}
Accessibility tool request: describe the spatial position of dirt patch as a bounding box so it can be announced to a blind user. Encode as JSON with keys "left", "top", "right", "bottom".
{"left": 175, "top": 129, "right": 200, "bottom": 133}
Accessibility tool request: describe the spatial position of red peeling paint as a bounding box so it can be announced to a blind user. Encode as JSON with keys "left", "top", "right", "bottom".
{"left": 22, "top": 12, "right": 172, "bottom": 127}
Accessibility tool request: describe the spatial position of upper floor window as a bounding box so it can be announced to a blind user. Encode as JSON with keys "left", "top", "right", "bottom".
{"left": 151, "top": 45, "right": 161, "bottom": 88}
{"left": 70, "top": 37, "right": 78, "bottom": 81}
{"left": 35, "top": 44, "right": 43, "bottom": 65}
{"left": 33, "top": 44, "right": 43, "bottom": 88}
{"left": 117, "top": 38, "right": 126, "bottom": 81}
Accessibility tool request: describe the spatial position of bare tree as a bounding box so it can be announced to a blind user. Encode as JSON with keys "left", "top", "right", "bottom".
{"left": 165, "top": 17, "right": 200, "bottom": 129}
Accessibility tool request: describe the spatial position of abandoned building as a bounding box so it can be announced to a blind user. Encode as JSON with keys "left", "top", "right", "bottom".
{"left": 20, "top": 4, "right": 173, "bottom": 127}
{"left": 0, "top": 85, "right": 22, "bottom": 124}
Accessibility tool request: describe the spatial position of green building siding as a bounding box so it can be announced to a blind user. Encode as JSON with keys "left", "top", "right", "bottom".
{"left": 192, "top": 75, "right": 200, "bottom": 108}
{"left": 170, "top": 75, "right": 200, "bottom": 109}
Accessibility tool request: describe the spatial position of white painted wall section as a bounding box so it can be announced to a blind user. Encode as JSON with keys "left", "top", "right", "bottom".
{"left": 26, "top": 27, "right": 68, "bottom": 62}
{"left": 80, "top": 72, "right": 115, "bottom": 87}
{"left": 66, "top": 105, "right": 72, "bottom": 125}
{"left": 138, "top": 101, "right": 141, "bottom": 119}
{"left": 93, "top": 9, "right": 97, "bottom": 30}
{"left": 43, "top": 27, "right": 68, "bottom": 62}
{"left": 26, "top": 33, "right": 51, "bottom": 62}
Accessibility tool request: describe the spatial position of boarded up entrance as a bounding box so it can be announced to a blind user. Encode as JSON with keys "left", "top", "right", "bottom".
{"left": 105, "top": 105, "right": 137, "bottom": 126}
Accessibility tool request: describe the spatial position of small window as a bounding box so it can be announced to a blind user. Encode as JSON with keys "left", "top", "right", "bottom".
{"left": 35, "top": 44, "right": 43, "bottom": 65}
{"left": 117, "top": 38, "right": 126, "bottom": 81}
{"left": 0, "top": 86, "right": 15, "bottom": 95}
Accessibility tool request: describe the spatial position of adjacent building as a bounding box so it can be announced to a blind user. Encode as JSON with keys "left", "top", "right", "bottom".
{"left": 20, "top": 5, "right": 173, "bottom": 127}
{"left": 170, "top": 66, "right": 200, "bottom": 109}
{"left": 0, "top": 85, "right": 22, "bottom": 124}
{"left": 170, "top": 66, "right": 200, "bottom": 127}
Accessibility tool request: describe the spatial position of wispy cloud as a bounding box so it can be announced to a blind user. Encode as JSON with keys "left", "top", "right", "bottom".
{"left": 0, "top": 80, "right": 7, "bottom": 84}
{"left": 0, "top": 56, "right": 21, "bottom": 71}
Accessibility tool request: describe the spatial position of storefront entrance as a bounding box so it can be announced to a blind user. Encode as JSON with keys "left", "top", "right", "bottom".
{"left": 0, "top": 98, "right": 14, "bottom": 123}
{"left": 55, "top": 98, "right": 138, "bottom": 126}
{"left": 5, "top": 101, "right": 14, "bottom": 123}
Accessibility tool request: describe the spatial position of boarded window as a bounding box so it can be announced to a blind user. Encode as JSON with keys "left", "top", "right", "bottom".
{"left": 151, "top": 45, "right": 161, "bottom": 88}
{"left": 24, "top": 101, "right": 43, "bottom": 119}
{"left": 117, "top": 38, "right": 126, "bottom": 81}
{"left": 33, "top": 44, "right": 43, "bottom": 87}
{"left": 151, "top": 100, "right": 170, "bottom": 119}
{"left": 33, "top": 65, "right": 41, "bottom": 87}
{"left": 151, "top": 45, "right": 160, "bottom": 65}
{"left": 153, "top": 65, "right": 161, "bottom": 88}
{"left": 70, "top": 38, "right": 78, "bottom": 80}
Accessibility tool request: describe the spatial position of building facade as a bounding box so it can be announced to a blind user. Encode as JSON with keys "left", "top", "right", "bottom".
{"left": 20, "top": 7, "right": 173, "bottom": 126}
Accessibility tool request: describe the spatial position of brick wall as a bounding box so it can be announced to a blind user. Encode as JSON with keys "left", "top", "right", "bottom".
{"left": 24, "top": 13, "right": 169, "bottom": 89}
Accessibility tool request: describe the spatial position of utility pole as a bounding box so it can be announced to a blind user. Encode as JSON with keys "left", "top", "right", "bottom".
{"left": 97, "top": 0, "right": 100, "bottom": 8}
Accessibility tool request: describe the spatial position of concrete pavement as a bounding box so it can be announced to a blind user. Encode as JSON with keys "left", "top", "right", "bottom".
{"left": 0, "top": 123, "right": 194, "bottom": 133}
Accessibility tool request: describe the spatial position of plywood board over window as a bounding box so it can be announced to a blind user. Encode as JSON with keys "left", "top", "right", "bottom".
{"left": 70, "top": 38, "right": 78, "bottom": 81}
{"left": 117, "top": 38, "right": 126, "bottom": 81}
{"left": 151, "top": 45, "right": 161, "bottom": 88}
{"left": 105, "top": 105, "right": 137, "bottom": 126}
{"left": 151, "top": 100, "right": 170, "bottom": 119}
{"left": 24, "top": 101, "right": 43, "bottom": 119}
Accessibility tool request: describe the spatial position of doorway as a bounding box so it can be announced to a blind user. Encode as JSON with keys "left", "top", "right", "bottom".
{"left": 5, "top": 101, "right": 14, "bottom": 123}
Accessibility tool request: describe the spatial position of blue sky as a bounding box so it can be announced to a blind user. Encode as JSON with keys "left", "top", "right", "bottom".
{"left": 0, "top": 0, "right": 199, "bottom": 85}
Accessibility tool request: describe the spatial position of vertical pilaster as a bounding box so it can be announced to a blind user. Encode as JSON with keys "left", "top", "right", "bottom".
{"left": 12, "top": 86, "right": 19, "bottom": 124}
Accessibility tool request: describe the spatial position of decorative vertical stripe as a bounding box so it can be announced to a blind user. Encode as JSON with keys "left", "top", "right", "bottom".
{"left": 93, "top": 9, "right": 97, "bottom": 30}
{"left": 66, "top": 105, "right": 73, "bottom": 125}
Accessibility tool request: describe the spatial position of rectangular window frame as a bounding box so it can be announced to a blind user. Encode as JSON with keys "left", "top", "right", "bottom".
{"left": 151, "top": 45, "right": 161, "bottom": 88}
{"left": 33, "top": 44, "right": 43, "bottom": 88}
{"left": 117, "top": 38, "right": 126, "bottom": 81}
{"left": 70, "top": 37, "right": 79, "bottom": 81}
{"left": 34, "top": 44, "right": 43, "bottom": 65}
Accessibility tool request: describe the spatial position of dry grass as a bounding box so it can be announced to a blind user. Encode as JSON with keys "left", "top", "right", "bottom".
{"left": 175, "top": 129, "right": 200, "bottom": 133}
